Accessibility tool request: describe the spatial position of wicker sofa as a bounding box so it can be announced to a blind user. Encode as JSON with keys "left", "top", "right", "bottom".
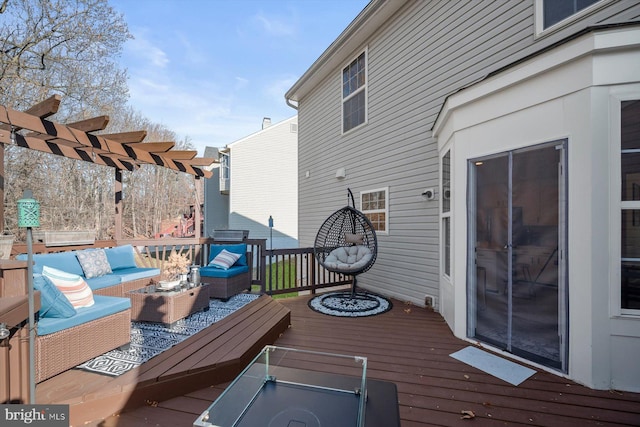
{"left": 17, "top": 244, "right": 160, "bottom": 297}
{"left": 31, "top": 272, "right": 132, "bottom": 382}
{"left": 200, "top": 243, "right": 251, "bottom": 300}
{"left": 16, "top": 245, "right": 160, "bottom": 382}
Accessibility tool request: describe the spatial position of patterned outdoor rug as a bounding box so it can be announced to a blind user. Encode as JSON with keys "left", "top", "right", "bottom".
{"left": 308, "top": 291, "right": 392, "bottom": 317}
{"left": 77, "top": 293, "right": 260, "bottom": 377}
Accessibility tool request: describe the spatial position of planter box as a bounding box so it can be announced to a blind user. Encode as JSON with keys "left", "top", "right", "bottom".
{"left": 33, "top": 230, "right": 95, "bottom": 247}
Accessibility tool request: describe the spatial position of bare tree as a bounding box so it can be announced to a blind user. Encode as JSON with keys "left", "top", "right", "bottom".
{"left": 0, "top": 0, "right": 130, "bottom": 113}
{"left": 0, "top": 0, "right": 199, "bottom": 241}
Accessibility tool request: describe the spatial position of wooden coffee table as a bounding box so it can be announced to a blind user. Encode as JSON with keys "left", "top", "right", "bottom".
{"left": 126, "top": 283, "right": 209, "bottom": 326}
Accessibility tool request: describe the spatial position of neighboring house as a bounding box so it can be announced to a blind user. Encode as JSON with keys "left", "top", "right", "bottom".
{"left": 285, "top": 0, "right": 640, "bottom": 392}
{"left": 203, "top": 116, "right": 298, "bottom": 249}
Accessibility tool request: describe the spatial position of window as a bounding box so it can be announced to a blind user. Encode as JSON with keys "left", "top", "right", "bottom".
{"left": 535, "top": 0, "right": 603, "bottom": 34}
{"left": 442, "top": 151, "right": 451, "bottom": 277}
{"left": 361, "top": 188, "right": 388, "bottom": 233}
{"left": 342, "top": 50, "right": 367, "bottom": 133}
{"left": 621, "top": 100, "right": 640, "bottom": 311}
{"left": 219, "top": 151, "right": 230, "bottom": 193}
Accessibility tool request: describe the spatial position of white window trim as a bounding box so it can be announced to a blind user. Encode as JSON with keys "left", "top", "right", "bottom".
{"left": 441, "top": 150, "right": 452, "bottom": 279}
{"left": 360, "top": 186, "right": 389, "bottom": 235}
{"left": 534, "top": 0, "right": 606, "bottom": 39}
{"left": 341, "top": 47, "right": 369, "bottom": 135}
{"left": 609, "top": 84, "right": 640, "bottom": 318}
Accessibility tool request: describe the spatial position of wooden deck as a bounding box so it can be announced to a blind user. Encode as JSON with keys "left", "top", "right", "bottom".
{"left": 35, "top": 294, "right": 291, "bottom": 426}
{"left": 98, "top": 294, "right": 640, "bottom": 427}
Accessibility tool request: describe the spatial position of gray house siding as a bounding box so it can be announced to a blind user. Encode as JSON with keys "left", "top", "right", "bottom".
{"left": 294, "top": 0, "right": 640, "bottom": 307}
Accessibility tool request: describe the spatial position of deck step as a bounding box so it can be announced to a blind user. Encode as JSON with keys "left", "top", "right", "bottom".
{"left": 35, "top": 295, "right": 290, "bottom": 427}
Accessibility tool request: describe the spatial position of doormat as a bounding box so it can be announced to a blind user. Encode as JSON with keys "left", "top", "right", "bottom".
{"left": 307, "top": 291, "right": 392, "bottom": 318}
{"left": 76, "top": 293, "right": 260, "bottom": 377}
{"left": 450, "top": 346, "right": 536, "bottom": 386}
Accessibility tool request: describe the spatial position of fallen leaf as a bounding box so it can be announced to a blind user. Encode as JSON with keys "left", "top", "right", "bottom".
{"left": 404, "top": 308, "right": 412, "bottom": 313}
{"left": 464, "top": 374, "right": 470, "bottom": 379}
{"left": 461, "top": 410, "right": 475, "bottom": 419}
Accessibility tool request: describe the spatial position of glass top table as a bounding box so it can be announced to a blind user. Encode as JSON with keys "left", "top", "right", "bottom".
{"left": 194, "top": 346, "right": 368, "bottom": 427}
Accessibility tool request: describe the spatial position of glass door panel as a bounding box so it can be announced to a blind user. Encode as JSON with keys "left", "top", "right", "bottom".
{"left": 469, "top": 142, "right": 567, "bottom": 372}
{"left": 511, "top": 145, "right": 561, "bottom": 369}
{"left": 473, "top": 155, "right": 509, "bottom": 350}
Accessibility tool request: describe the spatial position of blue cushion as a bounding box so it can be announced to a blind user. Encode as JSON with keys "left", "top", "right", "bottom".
{"left": 85, "top": 274, "right": 122, "bottom": 291}
{"left": 17, "top": 251, "right": 84, "bottom": 276}
{"left": 33, "top": 274, "right": 76, "bottom": 319}
{"left": 104, "top": 245, "right": 137, "bottom": 270}
{"left": 36, "top": 295, "right": 131, "bottom": 336}
{"left": 200, "top": 264, "right": 249, "bottom": 278}
{"left": 112, "top": 267, "right": 160, "bottom": 283}
{"left": 209, "top": 244, "right": 247, "bottom": 266}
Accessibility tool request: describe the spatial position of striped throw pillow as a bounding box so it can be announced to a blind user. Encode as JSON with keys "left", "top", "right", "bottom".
{"left": 209, "top": 249, "right": 241, "bottom": 270}
{"left": 42, "top": 265, "right": 95, "bottom": 308}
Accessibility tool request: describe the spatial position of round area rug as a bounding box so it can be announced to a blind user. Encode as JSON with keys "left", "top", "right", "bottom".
{"left": 308, "top": 291, "right": 392, "bottom": 318}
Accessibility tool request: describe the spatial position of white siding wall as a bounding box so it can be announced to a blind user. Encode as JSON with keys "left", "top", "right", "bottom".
{"left": 296, "top": 0, "right": 640, "bottom": 308}
{"left": 228, "top": 116, "right": 298, "bottom": 248}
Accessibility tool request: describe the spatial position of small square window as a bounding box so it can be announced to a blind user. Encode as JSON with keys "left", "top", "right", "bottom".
{"left": 361, "top": 188, "right": 388, "bottom": 233}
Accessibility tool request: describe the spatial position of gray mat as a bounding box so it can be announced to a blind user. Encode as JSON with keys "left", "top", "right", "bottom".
{"left": 450, "top": 346, "right": 535, "bottom": 386}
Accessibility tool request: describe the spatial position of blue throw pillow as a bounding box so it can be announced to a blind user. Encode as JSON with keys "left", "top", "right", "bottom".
{"left": 209, "top": 244, "right": 247, "bottom": 266}
{"left": 104, "top": 244, "right": 137, "bottom": 270}
{"left": 33, "top": 273, "right": 77, "bottom": 319}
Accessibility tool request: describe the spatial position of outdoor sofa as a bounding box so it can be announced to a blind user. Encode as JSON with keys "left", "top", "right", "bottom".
{"left": 16, "top": 244, "right": 160, "bottom": 382}
{"left": 33, "top": 271, "right": 131, "bottom": 382}
{"left": 199, "top": 243, "right": 251, "bottom": 300}
{"left": 17, "top": 244, "right": 161, "bottom": 297}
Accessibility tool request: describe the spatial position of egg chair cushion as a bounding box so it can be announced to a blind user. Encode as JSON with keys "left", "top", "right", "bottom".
{"left": 323, "top": 245, "right": 373, "bottom": 273}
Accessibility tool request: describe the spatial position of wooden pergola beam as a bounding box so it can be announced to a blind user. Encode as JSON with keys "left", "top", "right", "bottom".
{"left": 0, "top": 131, "right": 136, "bottom": 171}
{"left": 24, "top": 95, "right": 61, "bottom": 119}
{"left": 0, "top": 103, "right": 214, "bottom": 177}
{"left": 181, "top": 157, "right": 217, "bottom": 166}
{"left": 100, "top": 131, "right": 147, "bottom": 144}
{"left": 125, "top": 141, "right": 174, "bottom": 153}
{"left": 160, "top": 150, "right": 198, "bottom": 160}
{"left": 67, "top": 115, "right": 110, "bottom": 132}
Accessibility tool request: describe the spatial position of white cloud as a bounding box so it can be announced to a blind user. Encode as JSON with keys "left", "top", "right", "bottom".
{"left": 235, "top": 77, "right": 249, "bottom": 90}
{"left": 253, "top": 13, "right": 296, "bottom": 37}
{"left": 264, "top": 75, "right": 298, "bottom": 104}
{"left": 175, "top": 31, "right": 207, "bottom": 65}
{"left": 127, "top": 29, "right": 169, "bottom": 69}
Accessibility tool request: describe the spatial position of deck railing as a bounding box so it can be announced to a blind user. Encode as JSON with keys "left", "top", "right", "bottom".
{"left": 263, "top": 247, "right": 351, "bottom": 296}
{"left": 11, "top": 237, "right": 350, "bottom": 296}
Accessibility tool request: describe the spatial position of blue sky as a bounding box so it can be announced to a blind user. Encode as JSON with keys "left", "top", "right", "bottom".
{"left": 109, "top": 0, "right": 370, "bottom": 156}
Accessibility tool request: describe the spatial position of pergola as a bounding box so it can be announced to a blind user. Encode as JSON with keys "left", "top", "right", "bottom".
{"left": 0, "top": 95, "right": 216, "bottom": 240}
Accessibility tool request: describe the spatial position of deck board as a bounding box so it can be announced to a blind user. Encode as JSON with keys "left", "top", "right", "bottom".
{"left": 34, "top": 294, "right": 290, "bottom": 426}
{"left": 38, "top": 293, "right": 640, "bottom": 426}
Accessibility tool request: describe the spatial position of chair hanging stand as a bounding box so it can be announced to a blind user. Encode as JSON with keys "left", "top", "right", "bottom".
{"left": 313, "top": 188, "right": 378, "bottom": 301}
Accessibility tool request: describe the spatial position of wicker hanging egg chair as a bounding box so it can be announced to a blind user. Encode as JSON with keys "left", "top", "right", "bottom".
{"left": 314, "top": 188, "right": 378, "bottom": 297}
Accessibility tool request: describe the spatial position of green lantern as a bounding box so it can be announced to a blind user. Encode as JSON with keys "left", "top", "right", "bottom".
{"left": 17, "top": 191, "right": 40, "bottom": 228}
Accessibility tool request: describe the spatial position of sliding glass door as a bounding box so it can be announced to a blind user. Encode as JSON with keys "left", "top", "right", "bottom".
{"left": 468, "top": 141, "right": 568, "bottom": 371}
